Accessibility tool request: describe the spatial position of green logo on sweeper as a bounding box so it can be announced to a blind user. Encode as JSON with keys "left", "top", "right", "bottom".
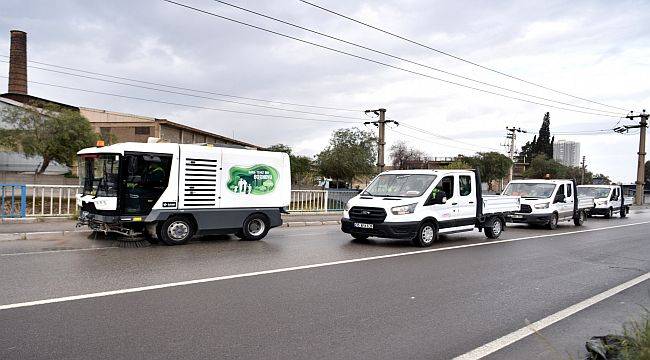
{"left": 227, "top": 165, "right": 279, "bottom": 195}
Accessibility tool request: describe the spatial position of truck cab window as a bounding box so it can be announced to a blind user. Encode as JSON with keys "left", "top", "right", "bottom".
{"left": 555, "top": 184, "right": 566, "bottom": 202}
{"left": 434, "top": 176, "right": 455, "bottom": 199}
{"left": 459, "top": 175, "right": 471, "bottom": 196}
{"left": 566, "top": 184, "right": 572, "bottom": 197}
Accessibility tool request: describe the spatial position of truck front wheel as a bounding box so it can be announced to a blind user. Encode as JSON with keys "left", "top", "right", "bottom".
{"left": 241, "top": 214, "right": 270, "bottom": 241}
{"left": 159, "top": 216, "right": 195, "bottom": 245}
{"left": 573, "top": 210, "right": 586, "bottom": 226}
{"left": 484, "top": 217, "right": 503, "bottom": 239}
{"left": 604, "top": 208, "right": 613, "bottom": 219}
{"left": 547, "top": 213, "right": 559, "bottom": 230}
{"left": 412, "top": 222, "right": 437, "bottom": 247}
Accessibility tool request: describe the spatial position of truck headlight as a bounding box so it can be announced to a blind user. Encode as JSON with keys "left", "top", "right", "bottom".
{"left": 596, "top": 200, "right": 607, "bottom": 206}
{"left": 534, "top": 203, "right": 550, "bottom": 209}
{"left": 344, "top": 201, "right": 351, "bottom": 211}
{"left": 391, "top": 203, "right": 417, "bottom": 215}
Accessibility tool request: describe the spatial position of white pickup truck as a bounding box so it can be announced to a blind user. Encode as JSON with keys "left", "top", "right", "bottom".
{"left": 503, "top": 179, "right": 595, "bottom": 229}
{"left": 577, "top": 185, "right": 633, "bottom": 218}
{"left": 341, "top": 169, "right": 520, "bottom": 247}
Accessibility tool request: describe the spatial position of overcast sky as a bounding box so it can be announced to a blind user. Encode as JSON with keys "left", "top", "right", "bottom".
{"left": 1, "top": 0, "right": 649, "bottom": 182}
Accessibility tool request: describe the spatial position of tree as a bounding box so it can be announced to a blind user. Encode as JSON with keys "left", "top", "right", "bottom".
{"left": 267, "top": 143, "right": 314, "bottom": 185}
{"left": 524, "top": 154, "right": 563, "bottom": 179}
{"left": 446, "top": 159, "right": 472, "bottom": 170}
{"left": 315, "top": 128, "right": 376, "bottom": 185}
{"left": 0, "top": 102, "right": 97, "bottom": 174}
{"left": 520, "top": 112, "right": 554, "bottom": 160}
{"left": 523, "top": 154, "right": 598, "bottom": 184}
{"left": 389, "top": 140, "right": 427, "bottom": 169}
{"left": 470, "top": 152, "right": 512, "bottom": 190}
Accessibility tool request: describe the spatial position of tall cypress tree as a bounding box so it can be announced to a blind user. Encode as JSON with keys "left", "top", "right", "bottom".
{"left": 536, "top": 112, "right": 552, "bottom": 157}
{"left": 521, "top": 112, "right": 553, "bottom": 160}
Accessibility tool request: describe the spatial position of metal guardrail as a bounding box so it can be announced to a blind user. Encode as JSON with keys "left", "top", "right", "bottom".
{"left": 8, "top": 184, "right": 649, "bottom": 218}
{"left": 289, "top": 189, "right": 358, "bottom": 213}
{"left": 6, "top": 185, "right": 357, "bottom": 217}
{"left": 1, "top": 184, "right": 27, "bottom": 218}
{"left": 24, "top": 185, "right": 80, "bottom": 217}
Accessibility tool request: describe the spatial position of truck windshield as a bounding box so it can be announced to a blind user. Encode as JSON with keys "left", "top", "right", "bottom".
{"left": 577, "top": 187, "right": 611, "bottom": 198}
{"left": 79, "top": 154, "right": 120, "bottom": 197}
{"left": 363, "top": 174, "right": 436, "bottom": 197}
{"left": 503, "top": 183, "right": 556, "bottom": 199}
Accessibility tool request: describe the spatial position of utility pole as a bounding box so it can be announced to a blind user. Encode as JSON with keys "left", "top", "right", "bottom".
{"left": 505, "top": 127, "right": 527, "bottom": 184}
{"left": 615, "top": 110, "right": 648, "bottom": 205}
{"left": 581, "top": 156, "right": 586, "bottom": 185}
{"left": 364, "top": 108, "right": 397, "bottom": 173}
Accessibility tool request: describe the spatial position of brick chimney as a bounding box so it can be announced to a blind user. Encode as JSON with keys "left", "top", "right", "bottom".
{"left": 8, "top": 30, "right": 27, "bottom": 95}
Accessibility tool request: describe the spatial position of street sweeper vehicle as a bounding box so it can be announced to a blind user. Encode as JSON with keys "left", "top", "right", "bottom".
{"left": 577, "top": 184, "right": 634, "bottom": 218}
{"left": 76, "top": 141, "right": 290, "bottom": 245}
{"left": 502, "top": 179, "right": 595, "bottom": 229}
{"left": 341, "top": 169, "right": 521, "bottom": 247}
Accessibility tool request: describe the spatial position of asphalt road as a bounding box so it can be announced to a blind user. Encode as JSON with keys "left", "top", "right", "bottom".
{"left": 1, "top": 210, "right": 649, "bottom": 359}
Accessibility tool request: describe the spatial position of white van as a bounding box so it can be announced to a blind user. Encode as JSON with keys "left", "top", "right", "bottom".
{"left": 503, "top": 179, "right": 594, "bottom": 229}
{"left": 76, "top": 142, "right": 291, "bottom": 245}
{"left": 577, "top": 185, "right": 633, "bottom": 218}
{"left": 341, "top": 169, "right": 520, "bottom": 247}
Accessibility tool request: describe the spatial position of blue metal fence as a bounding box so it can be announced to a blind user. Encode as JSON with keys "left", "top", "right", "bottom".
{"left": 0, "top": 184, "right": 27, "bottom": 218}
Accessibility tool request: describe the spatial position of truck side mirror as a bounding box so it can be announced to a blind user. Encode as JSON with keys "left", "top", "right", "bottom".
{"left": 554, "top": 193, "right": 566, "bottom": 203}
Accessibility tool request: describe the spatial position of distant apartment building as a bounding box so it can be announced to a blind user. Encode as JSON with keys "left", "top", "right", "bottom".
{"left": 553, "top": 140, "right": 581, "bottom": 167}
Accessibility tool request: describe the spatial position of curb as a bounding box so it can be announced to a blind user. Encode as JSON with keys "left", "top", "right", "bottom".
{"left": 0, "top": 230, "right": 92, "bottom": 242}
{"left": 0, "top": 221, "right": 342, "bottom": 241}
{"left": 282, "top": 220, "right": 341, "bottom": 227}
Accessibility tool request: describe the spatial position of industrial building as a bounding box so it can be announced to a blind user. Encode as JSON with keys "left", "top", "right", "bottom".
{"left": 1, "top": 30, "right": 260, "bottom": 176}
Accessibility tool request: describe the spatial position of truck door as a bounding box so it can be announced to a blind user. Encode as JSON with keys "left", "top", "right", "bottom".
{"left": 455, "top": 174, "right": 477, "bottom": 226}
{"left": 554, "top": 183, "right": 572, "bottom": 219}
{"left": 564, "top": 182, "right": 575, "bottom": 219}
{"left": 610, "top": 187, "right": 620, "bottom": 209}
{"left": 424, "top": 175, "right": 457, "bottom": 229}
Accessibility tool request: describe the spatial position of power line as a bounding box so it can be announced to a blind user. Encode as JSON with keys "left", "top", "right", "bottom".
{"left": 0, "top": 54, "right": 360, "bottom": 113}
{"left": 398, "top": 122, "right": 503, "bottom": 152}
{"left": 160, "top": 0, "right": 622, "bottom": 119}
{"left": 388, "top": 127, "right": 484, "bottom": 154}
{"left": 0, "top": 75, "right": 360, "bottom": 125}
{"left": 213, "top": 0, "right": 623, "bottom": 116}
{"left": 0, "top": 59, "right": 365, "bottom": 121}
{"left": 299, "top": 0, "right": 630, "bottom": 113}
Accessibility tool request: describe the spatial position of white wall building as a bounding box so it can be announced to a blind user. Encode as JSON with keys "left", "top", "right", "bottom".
{"left": 553, "top": 140, "right": 581, "bottom": 167}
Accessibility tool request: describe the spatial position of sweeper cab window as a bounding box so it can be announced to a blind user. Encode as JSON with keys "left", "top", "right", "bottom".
{"left": 121, "top": 153, "right": 172, "bottom": 215}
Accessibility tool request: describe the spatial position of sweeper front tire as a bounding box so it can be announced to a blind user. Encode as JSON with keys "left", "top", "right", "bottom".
{"left": 159, "top": 216, "right": 195, "bottom": 245}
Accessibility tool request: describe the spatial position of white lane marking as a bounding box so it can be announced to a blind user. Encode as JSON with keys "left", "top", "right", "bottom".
{"left": 0, "top": 247, "right": 118, "bottom": 257}
{"left": 0, "top": 220, "right": 649, "bottom": 311}
{"left": 453, "top": 272, "right": 650, "bottom": 360}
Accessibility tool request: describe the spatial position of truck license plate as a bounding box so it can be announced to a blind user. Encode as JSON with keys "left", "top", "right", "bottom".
{"left": 354, "top": 223, "right": 373, "bottom": 229}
